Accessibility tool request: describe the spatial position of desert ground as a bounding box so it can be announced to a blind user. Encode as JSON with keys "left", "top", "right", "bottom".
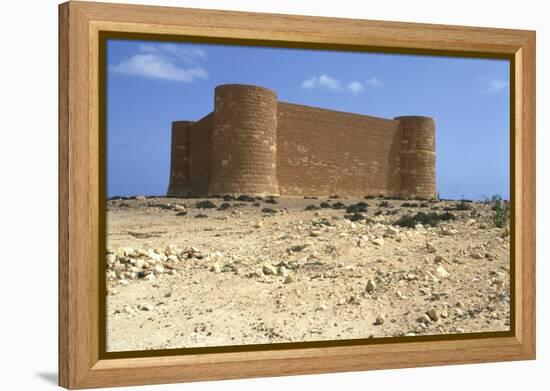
{"left": 105, "top": 195, "right": 510, "bottom": 352}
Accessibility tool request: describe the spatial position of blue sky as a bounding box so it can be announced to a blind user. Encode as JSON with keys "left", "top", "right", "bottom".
{"left": 106, "top": 39, "right": 510, "bottom": 200}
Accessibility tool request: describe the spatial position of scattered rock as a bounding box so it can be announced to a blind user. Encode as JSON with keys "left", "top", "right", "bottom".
{"left": 138, "top": 303, "right": 153, "bottom": 311}
{"left": 435, "top": 266, "right": 450, "bottom": 279}
{"left": 143, "top": 273, "right": 156, "bottom": 281}
{"left": 372, "top": 238, "right": 384, "bottom": 246}
{"left": 501, "top": 226, "right": 510, "bottom": 238}
{"left": 384, "top": 226, "right": 399, "bottom": 238}
{"left": 426, "top": 242, "right": 436, "bottom": 253}
{"left": 426, "top": 308, "right": 439, "bottom": 321}
{"left": 172, "top": 204, "right": 186, "bottom": 212}
{"left": 374, "top": 315, "right": 385, "bottom": 325}
{"left": 418, "top": 314, "right": 431, "bottom": 324}
{"left": 365, "top": 279, "right": 376, "bottom": 293}
{"left": 262, "top": 264, "right": 278, "bottom": 276}
{"left": 440, "top": 227, "right": 457, "bottom": 236}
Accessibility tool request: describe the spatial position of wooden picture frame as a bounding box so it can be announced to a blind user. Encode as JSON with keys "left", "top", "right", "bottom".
{"left": 58, "top": 1, "right": 536, "bottom": 388}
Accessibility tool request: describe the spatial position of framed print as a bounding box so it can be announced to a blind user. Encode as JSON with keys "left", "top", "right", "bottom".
{"left": 58, "top": 1, "right": 536, "bottom": 388}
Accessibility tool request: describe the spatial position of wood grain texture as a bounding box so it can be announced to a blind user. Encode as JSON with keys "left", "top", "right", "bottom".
{"left": 58, "top": 1, "right": 536, "bottom": 388}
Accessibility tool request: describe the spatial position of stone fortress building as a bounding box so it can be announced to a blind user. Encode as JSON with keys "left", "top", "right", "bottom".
{"left": 167, "top": 84, "right": 436, "bottom": 199}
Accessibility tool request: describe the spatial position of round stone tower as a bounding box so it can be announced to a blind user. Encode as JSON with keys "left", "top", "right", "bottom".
{"left": 395, "top": 116, "right": 436, "bottom": 199}
{"left": 167, "top": 120, "right": 194, "bottom": 196}
{"left": 208, "top": 84, "right": 280, "bottom": 196}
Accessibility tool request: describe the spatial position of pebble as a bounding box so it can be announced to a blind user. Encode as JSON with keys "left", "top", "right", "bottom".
{"left": 426, "top": 242, "right": 436, "bottom": 253}
{"left": 435, "top": 266, "right": 450, "bottom": 279}
{"left": 138, "top": 303, "right": 153, "bottom": 311}
{"left": 426, "top": 308, "right": 439, "bottom": 321}
{"left": 262, "top": 264, "right": 278, "bottom": 276}
{"left": 418, "top": 314, "right": 431, "bottom": 324}
{"left": 374, "top": 315, "right": 385, "bottom": 325}
{"left": 144, "top": 273, "right": 156, "bottom": 281}
{"left": 501, "top": 226, "right": 510, "bottom": 238}
{"left": 210, "top": 263, "right": 222, "bottom": 273}
{"left": 471, "top": 252, "right": 484, "bottom": 259}
{"left": 284, "top": 275, "right": 295, "bottom": 284}
{"left": 372, "top": 238, "right": 384, "bottom": 246}
{"left": 383, "top": 226, "right": 399, "bottom": 238}
{"left": 106, "top": 254, "right": 117, "bottom": 265}
{"left": 365, "top": 279, "right": 376, "bottom": 293}
{"left": 440, "top": 227, "right": 456, "bottom": 236}
{"left": 406, "top": 272, "right": 417, "bottom": 281}
{"left": 492, "top": 272, "right": 506, "bottom": 286}
{"left": 154, "top": 265, "right": 164, "bottom": 274}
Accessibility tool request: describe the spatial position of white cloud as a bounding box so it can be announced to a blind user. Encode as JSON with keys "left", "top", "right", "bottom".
{"left": 109, "top": 43, "right": 208, "bottom": 82}
{"left": 301, "top": 74, "right": 342, "bottom": 91}
{"left": 110, "top": 54, "right": 207, "bottom": 82}
{"left": 346, "top": 81, "right": 364, "bottom": 94}
{"left": 366, "top": 77, "right": 383, "bottom": 88}
{"left": 478, "top": 74, "right": 509, "bottom": 93}
{"left": 487, "top": 78, "right": 509, "bottom": 92}
{"left": 302, "top": 74, "right": 382, "bottom": 94}
{"left": 317, "top": 74, "right": 342, "bottom": 90}
{"left": 139, "top": 43, "right": 207, "bottom": 64}
{"left": 301, "top": 76, "right": 318, "bottom": 90}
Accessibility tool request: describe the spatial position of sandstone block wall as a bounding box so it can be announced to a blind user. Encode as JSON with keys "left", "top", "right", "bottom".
{"left": 167, "top": 84, "right": 436, "bottom": 199}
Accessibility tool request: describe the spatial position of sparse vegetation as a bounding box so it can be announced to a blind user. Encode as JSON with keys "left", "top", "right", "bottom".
{"left": 379, "top": 201, "right": 390, "bottom": 208}
{"left": 331, "top": 202, "right": 347, "bottom": 210}
{"left": 237, "top": 195, "right": 256, "bottom": 202}
{"left": 393, "top": 211, "right": 455, "bottom": 228}
{"left": 491, "top": 195, "right": 509, "bottom": 228}
{"left": 195, "top": 200, "right": 217, "bottom": 209}
{"left": 218, "top": 202, "right": 231, "bottom": 210}
{"left": 344, "top": 212, "right": 370, "bottom": 222}
{"left": 345, "top": 202, "right": 368, "bottom": 213}
{"left": 261, "top": 207, "right": 277, "bottom": 214}
{"left": 444, "top": 199, "right": 472, "bottom": 211}
{"left": 305, "top": 204, "right": 319, "bottom": 211}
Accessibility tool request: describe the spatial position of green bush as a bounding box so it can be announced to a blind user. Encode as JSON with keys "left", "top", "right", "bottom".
{"left": 491, "top": 195, "right": 509, "bottom": 228}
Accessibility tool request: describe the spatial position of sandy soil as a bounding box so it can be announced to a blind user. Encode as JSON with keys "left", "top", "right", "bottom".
{"left": 105, "top": 195, "right": 510, "bottom": 352}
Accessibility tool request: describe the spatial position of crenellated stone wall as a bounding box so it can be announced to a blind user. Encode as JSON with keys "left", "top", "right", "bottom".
{"left": 167, "top": 84, "right": 436, "bottom": 199}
